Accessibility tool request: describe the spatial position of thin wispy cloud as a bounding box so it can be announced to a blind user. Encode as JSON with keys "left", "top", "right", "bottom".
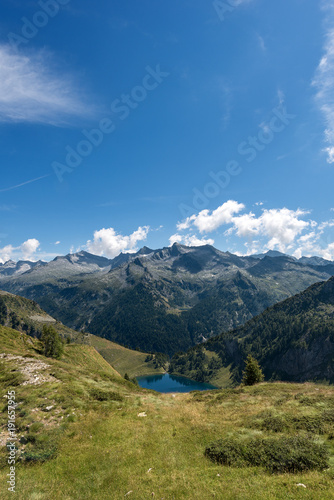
{"left": 257, "top": 34, "right": 266, "bottom": 52}
{"left": 0, "top": 45, "right": 96, "bottom": 126}
{"left": 0, "top": 174, "right": 50, "bottom": 193}
{"left": 0, "top": 204, "right": 17, "bottom": 211}
{"left": 312, "top": 1, "right": 334, "bottom": 163}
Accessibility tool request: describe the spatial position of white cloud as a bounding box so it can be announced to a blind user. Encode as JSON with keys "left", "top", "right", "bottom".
{"left": 312, "top": 3, "right": 334, "bottom": 163}
{"left": 55, "top": 241, "right": 61, "bottom": 245}
{"left": 86, "top": 226, "right": 150, "bottom": 258}
{"left": 169, "top": 234, "right": 183, "bottom": 245}
{"left": 176, "top": 220, "right": 192, "bottom": 231}
{"left": 319, "top": 242, "right": 334, "bottom": 259}
{"left": 319, "top": 219, "right": 334, "bottom": 230}
{"left": 0, "top": 45, "right": 94, "bottom": 125}
{"left": 176, "top": 202, "right": 315, "bottom": 255}
{"left": 0, "top": 238, "right": 40, "bottom": 263}
{"left": 260, "top": 208, "right": 310, "bottom": 251}
{"left": 229, "top": 207, "right": 310, "bottom": 252}
{"left": 169, "top": 234, "right": 214, "bottom": 247}
{"left": 21, "top": 239, "right": 40, "bottom": 260}
{"left": 232, "top": 212, "right": 262, "bottom": 238}
{"left": 0, "top": 245, "right": 14, "bottom": 264}
{"left": 293, "top": 236, "right": 334, "bottom": 260}
{"left": 179, "top": 201, "right": 244, "bottom": 234}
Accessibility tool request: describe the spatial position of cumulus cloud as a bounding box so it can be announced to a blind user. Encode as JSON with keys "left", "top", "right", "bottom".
{"left": 320, "top": 242, "right": 334, "bottom": 259}
{"left": 86, "top": 226, "right": 150, "bottom": 258}
{"left": 174, "top": 201, "right": 323, "bottom": 255}
{"left": 169, "top": 233, "right": 215, "bottom": 247}
{"left": 0, "top": 238, "right": 40, "bottom": 263}
{"left": 259, "top": 208, "right": 310, "bottom": 251}
{"left": 0, "top": 245, "right": 14, "bottom": 264}
{"left": 231, "top": 212, "right": 262, "bottom": 238}
{"left": 21, "top": 239, "right": 40, "bottom": 260}
{"left": 0, "top": 45, "right": 95, "bottom": 125}
{"left": 312, "top": 2, "right": 334, "bottom": 163}
{"left": 178, "top": 200, "right": 244, "bottom": 234}
{"left": 227, "top": 206, "right": 310, "bottom": 252}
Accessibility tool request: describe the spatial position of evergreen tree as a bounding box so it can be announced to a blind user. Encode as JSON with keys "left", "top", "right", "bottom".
{"left": 41, "top": 325, "right": 64, "bottom": 359}
{"left": 0, "top": 299, "right": 7, "bottom": 325}
{"left": 9, "top": 312, "right": 20, "bottom": 330}
{"left": 242, "top": 355, "right": 264, "bottom": 386}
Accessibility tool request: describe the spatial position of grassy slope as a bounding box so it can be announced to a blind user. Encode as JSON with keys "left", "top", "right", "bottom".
{"left": 0, "top": 290, "right": 163, "bottom": 378}
{"left": 0, "top": 327, "right": 334, "bottom": 499}
{"left": 0, "top": 290, "right": 88, "bottom": 342}
{"left": 88, "top": 334, "right": 165, "bottom": 377}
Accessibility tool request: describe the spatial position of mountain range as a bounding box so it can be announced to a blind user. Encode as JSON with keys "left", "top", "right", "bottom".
{"left": 1, "top": 243, "right": 334, "bottom": 355}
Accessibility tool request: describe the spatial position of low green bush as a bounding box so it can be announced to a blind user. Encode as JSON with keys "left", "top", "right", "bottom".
{"left": 23, "top": 447, "right": 57, "bottom": 463}
{"left": 22, "top": 428, "right": 62, "bottom": 464}
{"left": 250, "top": 410, "right": 327, "bottom": 435}
{"left": 89, "top": 388, "right": 123, "bottom": 402}
{"left": 205, "top": 434, "right": 329, "bottom": 473}
{"left": 292, "top": 415, "right": 325, "bottom": 434}
{"left": 29, "top": 422, "right": 44, "bottom": 433}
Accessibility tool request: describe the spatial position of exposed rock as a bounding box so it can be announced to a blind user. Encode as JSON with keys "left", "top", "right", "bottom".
{"left": 0, "top": 353, "right": 60, "bottom": 385}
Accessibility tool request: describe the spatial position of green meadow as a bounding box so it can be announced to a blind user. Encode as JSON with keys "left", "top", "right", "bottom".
{"left": 0, "top": 326, "right": 333, "bottom": 500}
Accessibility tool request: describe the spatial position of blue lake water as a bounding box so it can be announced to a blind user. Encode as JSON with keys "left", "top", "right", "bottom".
{"left": 136, "top": 373, "right": 217, "bottom": 393}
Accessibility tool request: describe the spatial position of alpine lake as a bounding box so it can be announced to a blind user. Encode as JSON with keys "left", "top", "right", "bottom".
{"left": 136, "top": 373, "right": 217, "bottom": 393}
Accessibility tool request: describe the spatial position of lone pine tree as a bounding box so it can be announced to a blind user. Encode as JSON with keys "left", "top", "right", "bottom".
{"left": 242, "top": 354, "right": 264, "bottom": 386}
{"left": 41, "top": 324, "right": 64, "bottom": 359}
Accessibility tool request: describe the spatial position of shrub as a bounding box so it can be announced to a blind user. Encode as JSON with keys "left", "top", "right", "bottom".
{"left": 205, "top": 435, "right": 329, "bottom": 473}
{"left": 23, "top": 447, "right": 57, "bottom": 463}
{"left": 89, "top": 388, "right": 123, "bottom": 402}
{"left": 255, "top": 411, "right": 288, "bottom": 433}
{"left": 292, "top": 415, "right": 324, "bottom": 434}
{"left": 22, "top": 428, "right": 61, "bottom": 463}
{"left": 250, "top": 410, "right": 325, "bottom": 435}
{"left": 29, "top": 422, "right": 44, "bottom": 433}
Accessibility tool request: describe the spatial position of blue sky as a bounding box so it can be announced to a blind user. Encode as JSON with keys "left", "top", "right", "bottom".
{"left": 0, "top": 0, "right": 334, "bottom": 262}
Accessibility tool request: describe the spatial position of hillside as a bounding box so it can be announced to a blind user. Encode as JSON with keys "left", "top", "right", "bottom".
{"left": 0, "top": 290, "right": 164, "bottom": 378}
{"left": 170, "top": 276, "right": 334, "bottom": 386}
{"left": 0, "top": 290, "right": 85, "bottom": 342}
{"left": 1, "top": 244, "right": 334, "bottom": 355}
{"left": 0, "top": 326, "right": 334, "bottom": 499}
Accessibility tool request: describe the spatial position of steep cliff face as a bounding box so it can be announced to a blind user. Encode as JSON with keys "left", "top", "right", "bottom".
{"left": 269, "top": 338, "right": 334, "bottom": 382}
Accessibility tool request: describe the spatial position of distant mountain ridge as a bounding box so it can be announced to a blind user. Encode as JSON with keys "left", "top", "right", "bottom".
{"left": 1, "top": 243, "right": 334, "bottom": 355}
{"left": 0, "top": 259, "right": 46, "bottom": 277}
{"left": 1, "top": 247, "right": 333, "bottom": 279}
